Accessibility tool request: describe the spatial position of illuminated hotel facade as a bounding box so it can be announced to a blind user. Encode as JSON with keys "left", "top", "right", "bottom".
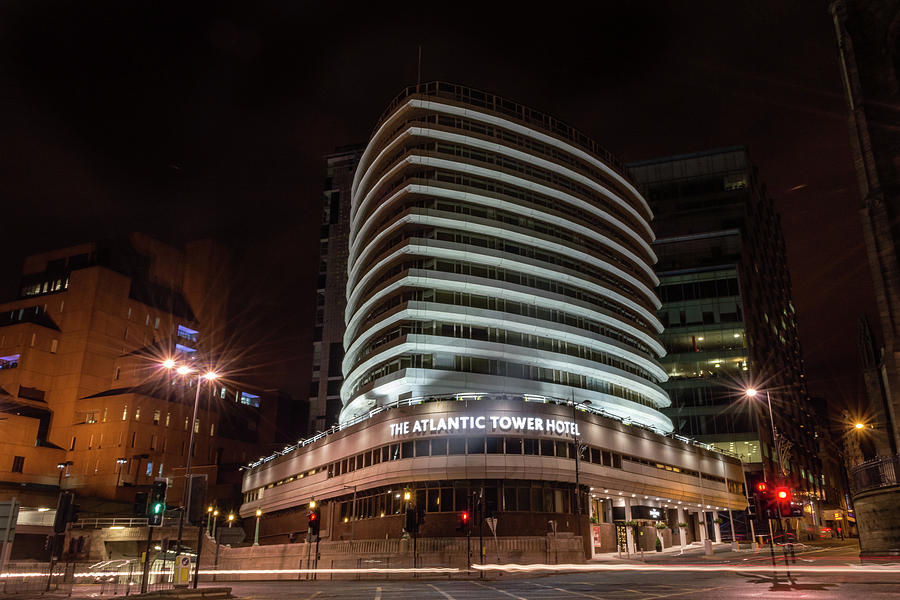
{"left": 241, "top": 83, "right": 746, "bottom": 552}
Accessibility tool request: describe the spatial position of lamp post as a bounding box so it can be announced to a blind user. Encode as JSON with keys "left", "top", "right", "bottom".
{"left": 254, "top": 509, "right": 262, "bottom": 546}
{"left": 571, "top": 397, "right": 591, "bottom": 540}
{"left": 161, "top": 360, "right": 219, "bottom": 556}
{"left": 115, "top": 458, "right": 128, "bottom": 488}
{"left": 211, "top": 510, "right": 219, "bottom": 539}
{"left": 207, "top": 506, "right": 214, "bottom": 535}
{"left": 227, "top": 513, "right": 234, "bottom": 528}
{"left": 745, "top": 388, "right": 780, "bottom": 478}
{"left": 56, "top": 461, "right": 73, "bottom": 489}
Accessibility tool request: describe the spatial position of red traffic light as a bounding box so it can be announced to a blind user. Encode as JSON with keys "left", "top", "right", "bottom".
{"left": 776, "top": 488, "right": 789, "bottom": 500}
{"left": 461, "top": 511, "right": 469, "bottom": 522}
{"left": 310, "top": 512, "right": 318, "bottom": 520}
{"left": 756, "top": 482, "right": 768, "bottom": 493}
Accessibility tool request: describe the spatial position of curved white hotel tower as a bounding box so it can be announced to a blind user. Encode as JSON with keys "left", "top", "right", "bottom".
{"left": 240, "top": 84, "right": 745, "bottom": 553}
{"left": 343, "top": 82, "right": 671, "bottom": 432}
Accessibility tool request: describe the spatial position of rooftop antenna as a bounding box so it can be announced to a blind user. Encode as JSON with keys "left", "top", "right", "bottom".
{"left": 416, "top": 44, "right": 422, "bottom": 92}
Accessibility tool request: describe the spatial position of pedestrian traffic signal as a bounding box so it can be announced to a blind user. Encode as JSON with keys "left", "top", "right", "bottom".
{"left": 148, "top": 478, "right": 167, "bottom": 526}
{"left": 756, "top": 482, "right": 768, "bottom": 494}
{"left": 308, "top": 507, "right": 321, "bottom": 537}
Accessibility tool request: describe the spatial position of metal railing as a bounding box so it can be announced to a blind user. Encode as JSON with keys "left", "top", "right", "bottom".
{"left": 1, "top": 558, "right": 174, "bottom": 596}
{"left": 73, "top": 517, "right": 149, "bottom": 528}
{"left": 849, "top": 454, "right": 900, "bottom": 495}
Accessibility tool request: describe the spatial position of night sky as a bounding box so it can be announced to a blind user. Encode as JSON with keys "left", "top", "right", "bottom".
{"left": 0, "top": 1, "right": 876, "bottom": 415}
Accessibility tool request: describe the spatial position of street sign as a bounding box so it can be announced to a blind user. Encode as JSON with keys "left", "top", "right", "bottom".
{"left": 486, "top": 517, "right": 497, "bottom": 536}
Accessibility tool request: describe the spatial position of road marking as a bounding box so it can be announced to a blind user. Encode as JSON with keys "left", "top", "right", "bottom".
{"left": 374, "top": 586, "right": 382, "bottom": 600}
{"left": 428, "top": 583, "right": 456, "bottom": 599}
{"left": 637, "top": 585, "right": 730, "bottom": 600}
{"left": 533, "top": 582, "right": 605, "bottom": 599}
{"left": 469, "top": 580, "right": 528, "bottom": 600}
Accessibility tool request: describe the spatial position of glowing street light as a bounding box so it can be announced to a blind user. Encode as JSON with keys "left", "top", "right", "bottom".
{"left": 745, "top": 388, "right": 758, "bottom": 398}
{"left": 227, "top": 513, "right": 235, "bottom": 527}
{"left": 254, "top": 509, "right": 262, "bottom": 546}
{"left": 159, "top": 358, "right": 222, "bottom": 565}
{"left": 855, "top": 422, "right": 865, "bottom": 430}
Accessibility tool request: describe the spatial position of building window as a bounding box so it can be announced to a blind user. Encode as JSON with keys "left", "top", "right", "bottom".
{"left": 146, "top": 462, "right": 153, "bottom": 476}
{"left": 165, "top": 412, "right": 170, "bottom": 427}
{"left": 130, "top": 432, "right": 136, "bottom": 448}
{"left": 102, "top": 408, "right": 108, "bottom": 422}
{"left": 50, "top": 339, "right": 58, "bottom": 354}
{"left": 158, "top": 463, "right": 164, "bottom": 476}
{"left": 194, "top": 419, "right": 200, "bottom": 434}
{"left": 153, "top": 410, "right": 160, "bottom": 425}
{"left": 210, "top": 423, "right": 215, "bottom": 437}
{"left": 12, "top": 456, "right": 24, "bottom": 473}
{"left": 114, "top": 367, "right": 120, "bottom": 380}
{"left": 145, "top": 314, "right": 150, "bottom": 326}
{"left": 150, "top": 435, "right": 157, "bottom": 450}
{"left": 135, "top": 407, "right": 141, "bottom": 421}
{"left": 122, "top": 406, "right": 128, "bottom": 421}
{"left": 127, "top": 307, "right": 132, "bottom": 319}
{"left": 153, "top": 317, "right": 160, "bottom": 330}
{"left": 29, "top": 333, "right": 36, "bottom": 347}
{"left": 184, "top": 417, "right": 189, "bottom": 431}
{"left": 0, "top": 354, "right": 20, "bottom": 370}
{"left": 70, "top": 436, "right": 76, "bottom": 451}
{"left": 88, "top": 434, "right": 93, "bottom": 449}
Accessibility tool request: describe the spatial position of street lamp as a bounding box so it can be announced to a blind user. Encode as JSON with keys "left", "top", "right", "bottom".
{"left": 115, "top": 457, "right": 128, "bottom": 488}
{"left": 211, "top": 509, "right": 219, "bottom": 539}
{"left": 56, "top": 461, "right": 73, "bottom": 489}
{"left": 227, "top": 513, "right": 234, "bottom": 528}
{"left": 161, "top": 359, "right": 219, "bottom": 556}
{"left": 745, "top": 388, "right": 780, "bottom": 478}
{"left": 571, "top": 397, "right": 591, "bottom": 538}
{"left": 207, "top": 506, "right": 214, "bottom": 535}
{"left": 254, "top": 509, "right": 262, "bottom": 546}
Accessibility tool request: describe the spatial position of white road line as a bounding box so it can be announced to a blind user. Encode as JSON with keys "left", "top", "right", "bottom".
{"left": 374, "top": 586, "right": 382, "bottom": 600}
{"left": 428, "top": 583, "right": 456, "bottom": 600}
{"left": 532, "top": 582, "right": 605, "bottom": 599}
{"left": 638, "top": 585, "right": 731, "bottom": 600}
{"left": 469, "top": 580, "right": 529, "bottom": 600}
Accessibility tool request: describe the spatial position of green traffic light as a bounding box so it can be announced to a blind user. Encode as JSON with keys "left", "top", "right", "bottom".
{"left": 153, "top": 503, "right": 163, "bottom": 514}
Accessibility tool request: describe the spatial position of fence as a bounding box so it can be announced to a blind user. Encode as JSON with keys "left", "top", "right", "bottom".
{"left": 2, "top": 557, "right": 176, "bottom": 596}
{"left": 849, "top": 454, "right": 900, "bottom": 495}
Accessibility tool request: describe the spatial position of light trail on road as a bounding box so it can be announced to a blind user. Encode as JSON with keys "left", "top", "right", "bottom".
{"left": 471, "top": 562, "right": 900, "bottom": 574}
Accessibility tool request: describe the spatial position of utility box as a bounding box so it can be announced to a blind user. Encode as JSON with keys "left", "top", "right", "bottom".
{"left": 173, "top": 554, "right": 191, "bottom": 587}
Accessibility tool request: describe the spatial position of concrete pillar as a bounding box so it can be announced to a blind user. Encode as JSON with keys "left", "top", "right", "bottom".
{"left": 713, "top": 511, "right": 722, "bottom": 543}
{"left": 624, "top": 497, "right": 635, "bottom": 555}
{"left": 605, "top": 500, "right": 614, "bottom": 524}
{"left": 697, "top": 510, "right": 707, "bottom": 541}
{"left": 677, "top": 507, "right": 687, "bottom": 547}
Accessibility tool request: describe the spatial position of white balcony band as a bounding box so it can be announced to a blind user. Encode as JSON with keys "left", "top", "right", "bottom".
{"left": 345, "top": 240, "right": 663, "bottom": 330}
{"left": 351, "top": 98, "right": 652, "bottom": 224}
{"left": 343, "top": 269, "right": 666, "bottom": 357}
{"left": 342, "top": 301, "right": 668, "bottom": 381}
{"left": 348, "top": 183, "right": 658, "bottom": 283}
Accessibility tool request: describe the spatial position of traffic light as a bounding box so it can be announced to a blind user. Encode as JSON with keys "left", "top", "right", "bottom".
{"left": 775, "top": 487, "right": 792, "bottom": 517}
{"left": 308, "top": 507, "right": 321, "bottom": 537}
{"left": 457, "top": 511, "right": 470, "bottom": 534}
{"left": 148, "top": 478, "right": 167, "bottom": 526}
{"left": 750, "top": 480, "right": 774, "bottom": 520}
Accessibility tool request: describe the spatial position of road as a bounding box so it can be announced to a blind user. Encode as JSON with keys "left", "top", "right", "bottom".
{"left": 34, "top": 539, "right": 900, "bottom": 600}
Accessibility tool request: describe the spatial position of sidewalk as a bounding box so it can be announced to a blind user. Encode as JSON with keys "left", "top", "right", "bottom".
{"left": 590, "top": 537, "right": 861, "bottom": 564}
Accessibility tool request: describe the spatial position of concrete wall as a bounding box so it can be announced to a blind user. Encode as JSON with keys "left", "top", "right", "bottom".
{"left": 199, "top": 534, "right": 586, "bottom": 580}
{"left": 853, "top": 485, "right": 900, "bottom": 556}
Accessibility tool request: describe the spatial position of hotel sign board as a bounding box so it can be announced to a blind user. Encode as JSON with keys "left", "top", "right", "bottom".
{"left": 389, "top": 415, "right": 580, "bottom": 437}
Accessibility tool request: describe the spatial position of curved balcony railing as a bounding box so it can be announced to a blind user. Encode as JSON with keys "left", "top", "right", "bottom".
{"left": 849, "top": 454, "right": 900, "bottom": 495}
